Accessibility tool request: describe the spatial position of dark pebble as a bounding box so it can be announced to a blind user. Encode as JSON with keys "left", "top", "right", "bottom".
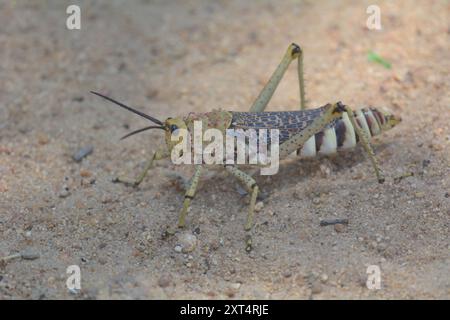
{"left": 72, "top": 96, "right": 85, "bottom": 102}
{"left": 21, "top": 250, "right": 40, "bottom": 260}
{"left": 73, "top": 145, "right": 94, "bottom": 162}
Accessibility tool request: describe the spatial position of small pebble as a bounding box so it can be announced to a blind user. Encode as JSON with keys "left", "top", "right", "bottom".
{"left": 254, "top": 201, "right": 264, "bottom": 212}
{"left": 68, "top": 288, "right": 80, "bottom": 295}
{"left": 415, "top": 192, "right": 425, "bottom": 198}
{"left": 80, "top": 169, "right": 92, "bottom": 178}
{"left": 320, "top": 273, "right": 329, "bottom": 283}
{"left": 0, "top": 181, "right": 8, "bottom": 193}
{"left": 229, "top": 282, "right": 241, "bottom": 290}
{"left": 37, "top": 133, "right": 49, "bottom": 145}
{"left": 311, "top": 282, "right": 322, "bottom": 294}
{"left": 174, "top": 245, "right": 182, "bottom": 253}
{"left": 377, "top": 242, "right": 388, "bottom": 252}
{"left": 319, "top": 164, "right": 331, "bottom": 177}
{"left": 73, "top": 145, "right": 94, "bottom": 162}
{"left": 225, "top": 289, "right": 235, "bottom": 298}
{"left": 292, "top": 190, "right": 302, "bottom": 200}
{"left": 177, "top": 232, "right": 197, "bottom": 253}
{"left": 59, "top": 185, "right": 70, "bottom": 198}
{"left": 334, "top": 224, "right": 346, "bottom": 233}
{"left": 72, "top": 96, "right": 85, "bottom": 102}
{"left": 21, "top": 250, "right": 40, "bottom": 260}
{"left": 101, "top": 195, "right": 113, "bottom": 203}
{"left": 158, "top": 274, "right": 171, "bottom": 288}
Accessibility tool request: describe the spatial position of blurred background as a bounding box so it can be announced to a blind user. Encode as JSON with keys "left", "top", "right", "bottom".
{"left": 0, "top": 0, "right": 449, "bottom": 299}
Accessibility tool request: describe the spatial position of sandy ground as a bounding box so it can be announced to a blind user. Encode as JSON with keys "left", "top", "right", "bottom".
{"left": 0, "top": 0, "right": 449, "bottom": 299}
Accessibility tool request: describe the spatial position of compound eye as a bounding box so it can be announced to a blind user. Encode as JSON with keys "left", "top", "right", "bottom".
{"left": 170, "top": 124, "right": 178, "bottom": 133}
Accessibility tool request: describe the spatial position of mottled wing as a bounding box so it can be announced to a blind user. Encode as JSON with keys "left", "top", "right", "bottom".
{"left": 230, "top": 107, "right": 328, "bottom": 146}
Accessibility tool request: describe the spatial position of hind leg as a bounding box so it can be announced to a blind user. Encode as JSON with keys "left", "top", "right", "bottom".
{"left": 249, "top": 43, "right": 307, "bottom": 112}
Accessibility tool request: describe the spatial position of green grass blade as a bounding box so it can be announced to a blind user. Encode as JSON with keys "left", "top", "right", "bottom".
{"left": 367, "top": 51, "right": 392, "bottom": 69}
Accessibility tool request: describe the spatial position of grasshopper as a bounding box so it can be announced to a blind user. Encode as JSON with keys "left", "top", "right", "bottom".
{"left": 92, "top": 43, "right": 401, "bottom": 233}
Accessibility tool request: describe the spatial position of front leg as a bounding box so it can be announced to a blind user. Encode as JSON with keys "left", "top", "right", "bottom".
{"left": 113, "top": 147, "right": 169, "bottom": 187}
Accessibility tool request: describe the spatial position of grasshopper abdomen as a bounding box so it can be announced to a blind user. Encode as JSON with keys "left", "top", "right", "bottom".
{"left": 300, "top": 107, "right": 398, "bottom": 157}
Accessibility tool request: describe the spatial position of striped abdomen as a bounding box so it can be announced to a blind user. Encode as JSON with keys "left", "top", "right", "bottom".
{"left": 299, "top": 108, "right": 387, "bottom": 157}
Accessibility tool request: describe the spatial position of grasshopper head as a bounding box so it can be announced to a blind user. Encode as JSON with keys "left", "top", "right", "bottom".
{"left": 163, "top": 117, "right": 188, "bottom": 152}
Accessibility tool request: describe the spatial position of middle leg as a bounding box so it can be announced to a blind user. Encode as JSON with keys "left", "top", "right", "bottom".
{"left": 225, "top": 165, "right": 259, "bottom": 231}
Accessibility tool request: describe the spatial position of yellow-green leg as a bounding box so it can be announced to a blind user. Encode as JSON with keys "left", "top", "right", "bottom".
{"left": 280, "top": 103, "right": 343, "bottom": 157}
{"left": 113, "top": 148, "right": 169, "bottom": 186}
{"left": 249, "top": 43, "right": 306, "bottom": 113}
{"left": 279, "top": 102, "right": 385, "bottom": 183}
{"left": 225, "top": 165, "right": 259, "bottom": 231}
{"left": 343, "top": 106, "right": 385, "bottom": 183}
{"left": 178, "top": 165, "right": 203, "bottom": 228}
{"left": 297, "top": 44, "right": 306, "bottom": 110}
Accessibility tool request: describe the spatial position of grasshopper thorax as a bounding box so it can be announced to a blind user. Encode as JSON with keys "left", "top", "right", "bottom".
{"left": 163, "top": 110, "right": 233, "bottom": 153}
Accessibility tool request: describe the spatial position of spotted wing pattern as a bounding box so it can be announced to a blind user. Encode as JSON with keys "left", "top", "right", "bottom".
{"left": 230, "top": 106, "right": 330, "bottom": 146}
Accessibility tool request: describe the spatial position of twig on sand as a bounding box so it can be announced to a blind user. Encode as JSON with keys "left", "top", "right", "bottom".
{"left": 0, "top": 250, "right": 40, "bottom": 264}
{"left": 393, "top": 171, "right": 414, "bottom": 183}
{"left": 320, "top": 218, "right": 349, "bottom": 226}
